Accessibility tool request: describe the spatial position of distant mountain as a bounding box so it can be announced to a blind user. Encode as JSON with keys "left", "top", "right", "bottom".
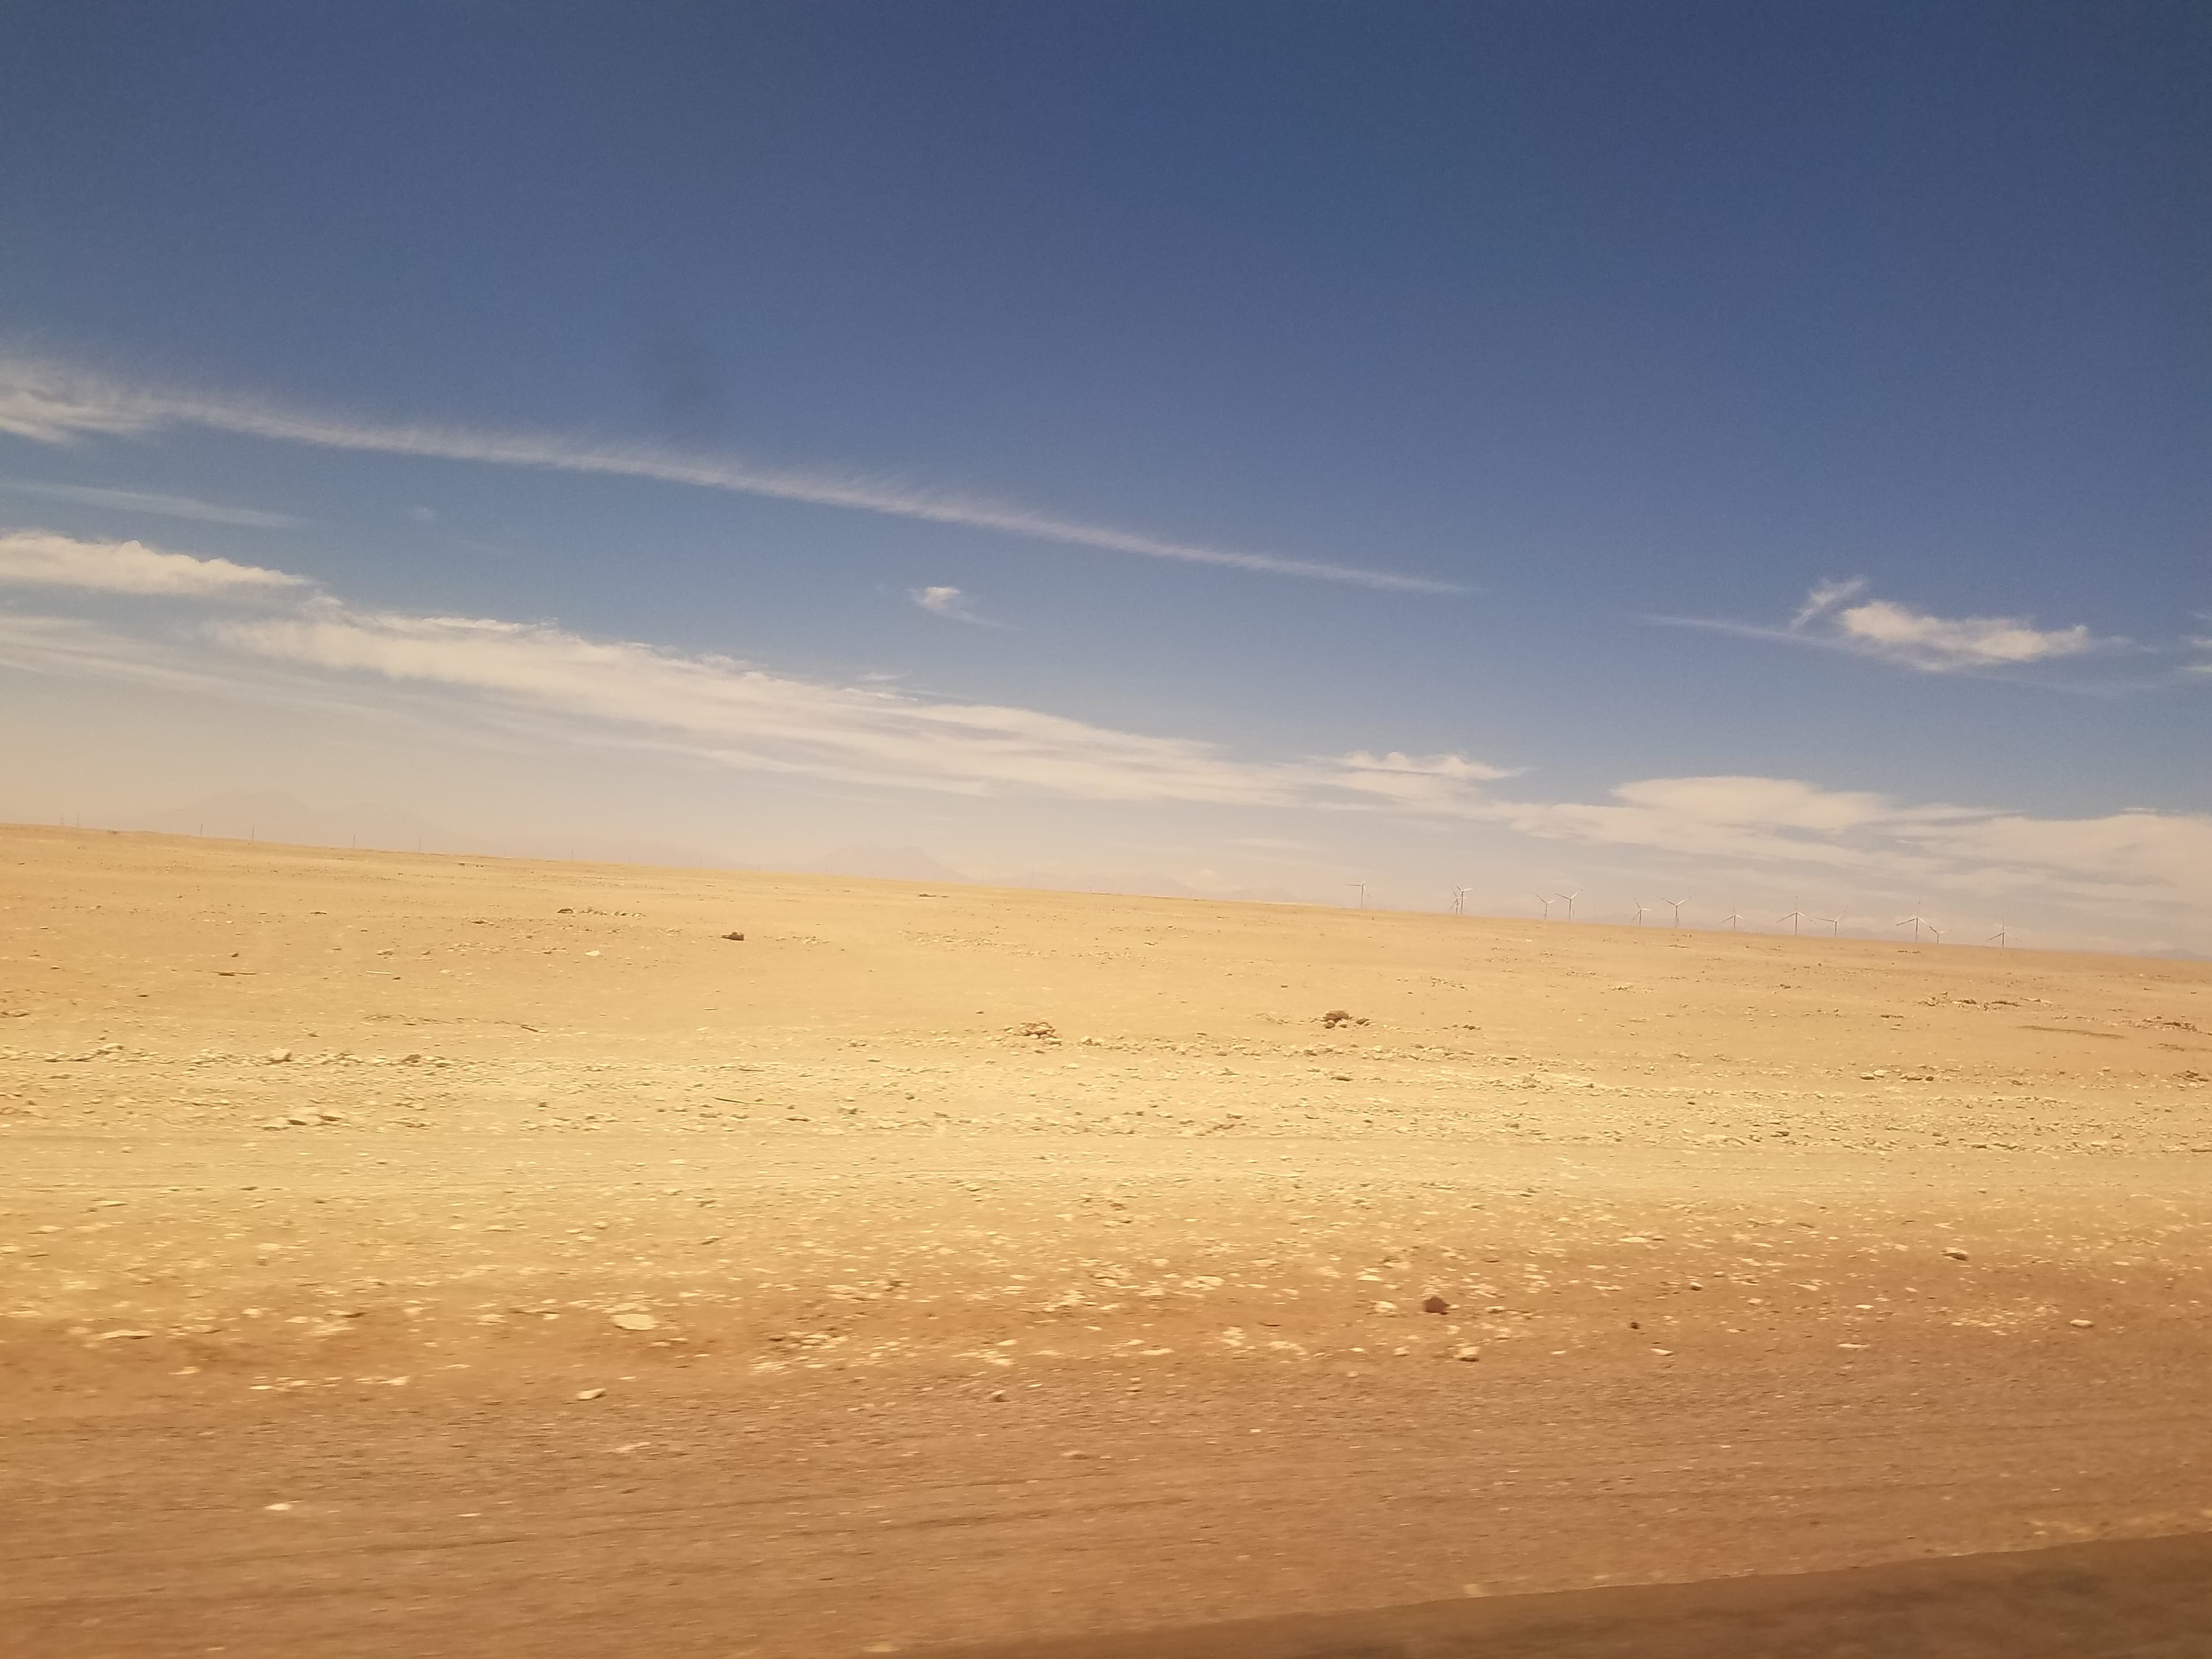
{"left": 102, "top": 791, "right": 742, "bottom": 871}
{"left": 800, "top": 844, "right": 969, "bottom": 883}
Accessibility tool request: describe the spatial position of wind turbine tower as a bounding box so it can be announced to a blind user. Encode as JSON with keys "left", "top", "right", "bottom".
{"left": 1664, "top": 897, "right": 1687, "bottom": 927}
{"left": 1556, "top": 890, "right": 1581, "bottom": 922}
{"left": 1630, "top": 899, "right": 1650, "bottom": 926}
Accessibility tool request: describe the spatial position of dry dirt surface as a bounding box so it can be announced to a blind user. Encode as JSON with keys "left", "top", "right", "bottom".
{"left": 2, "top": 824, "right": 2210, "bottom": 1658}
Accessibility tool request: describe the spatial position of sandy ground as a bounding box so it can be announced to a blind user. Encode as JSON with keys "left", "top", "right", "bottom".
{"left": 3, "top": 824, "right": 2210, "bottom": 1657}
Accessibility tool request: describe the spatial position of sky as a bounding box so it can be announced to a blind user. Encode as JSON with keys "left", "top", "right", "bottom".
{"left": 1, "top": 1, "right": 2206, "bottom": 950}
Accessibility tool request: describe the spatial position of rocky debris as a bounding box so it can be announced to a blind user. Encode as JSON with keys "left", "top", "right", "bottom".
{"left": 1422, "top": 1294, "right": 1451, "bottom": 1315}
{"left": 265, "top": 1048, "right": 293, "bottom": 1064}
{"left": 610, "top": 1312, "right": 659, "bottom": 1332}
{"left": 2070, "top": 1319, "right": 2095, "bottom": 1329}
{"left": 721, "top": 931, "right": 745, "bottom": 941}
{"left": 1013, "top": 1021, "right": 1058, "bottom": 1040}
{"left": 1322, "top": 1010, "right": 1368, "bottom": 1029}
{"left": 574, "top": 1387, "right": 606, "bottom": 1400}
{"left": 1944, "top": 1247, "right": 1971, "bottom": 1261}
{"left": 1452, "top": 1345, "right": 1482, "bottom": 1362}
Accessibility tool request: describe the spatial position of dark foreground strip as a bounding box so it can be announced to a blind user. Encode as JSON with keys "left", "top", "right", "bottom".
{"left": 933, "top": 1533, "right": 2212, "bottom": 1659}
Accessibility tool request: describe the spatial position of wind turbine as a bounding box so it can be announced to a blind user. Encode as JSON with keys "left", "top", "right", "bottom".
{"left": 1817, "top": 913, "right": 1842, "bottom": 938}
{"left": 1346, "top": 881, "right": 1369, "bottom": 910}
{"left": 1449, "top": 885, "right": 1469, "bottom": 916}
{"left": 1630, "top": 899, "right": 1650, "bottom": 926}
{"left": 1989, "top": 921, "right": 2009, "bottom": 948}
{"left": 1926, "top": 922, "right": 1944, "bottom": 944}
{"left": 1555, "top": 890, "right": 1581, "bottom": 921}
{"left": 1663, "top": 897, "right": 1688, "bottom": 927}
{"left": 1779, "top": 906, "right": 1805, "bottom": 936}
{"left": 1536, "top": 893, "right": 1556, "bottom": 920}
{"left": 1895, "top": 914, "right": 1926, "bottom": 943}
{"left": 1721, "top": 908, "right": 1743, "bottom": 931}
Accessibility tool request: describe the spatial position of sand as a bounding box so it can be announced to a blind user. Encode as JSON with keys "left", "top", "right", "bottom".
{"left": 2, "top": 824, "right": 2209, "bottom": 1657}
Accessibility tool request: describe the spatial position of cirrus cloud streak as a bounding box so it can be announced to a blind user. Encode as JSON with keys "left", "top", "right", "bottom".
{"left": 0, "top": 353, "right": 1456, "bottom": 594}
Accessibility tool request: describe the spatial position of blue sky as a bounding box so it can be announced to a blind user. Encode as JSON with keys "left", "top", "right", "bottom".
{"left": 1, "top": 2, "right": 2206, "bottom": 948}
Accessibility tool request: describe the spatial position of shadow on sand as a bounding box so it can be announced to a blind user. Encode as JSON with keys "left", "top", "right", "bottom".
{"left": 936, "top": 1533, "right": 2212, "bottom": 1658}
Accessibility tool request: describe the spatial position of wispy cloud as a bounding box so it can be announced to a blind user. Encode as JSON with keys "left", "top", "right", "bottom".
{"left": 910, "top": 585, "right": 998, "bottom": 626}
{"left": 3, "top": 528, "right": 2204, "bottom": 936}
{"left": 0, "top": 526, "right": 308, "bottom": 595}
{"left": 1479, "top": 772, "right": 2211, "bottom": 918}
{"left": 0, "top": 478, "right": 304, "bottom": 529}
{"left": 1655, "top": 577, "right": 2124, "bottom": 675}
{"left": 0, "top": 353, "right": 1457, "bottom": 594}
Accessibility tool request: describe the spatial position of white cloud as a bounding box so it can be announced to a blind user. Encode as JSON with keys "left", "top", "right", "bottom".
{"left": 1476, "top": 771, "right": 2212, "bottom": 919}
{"left": 910, "top": 585, "right": 994, "bottom": 626}
{"left": 0, "top": 527, "right": 308, "bottom": 595}
{"left": 2, "top": 528, "right": 2202, "bottom": 939}
{"left": 1656, "top": 578, "right": 2123, "bottom": 675}
{"left": 0, "top": 353, "right": 1457, "bottom": 594}
{"left": 1824, "top": 596, "right": 2101, "bottom": 669}
{"left": 0, "top": 479, "right": 305, "bottom": 528}
{"left": 202, "top": 601, "right": 1505, "bottom": 810}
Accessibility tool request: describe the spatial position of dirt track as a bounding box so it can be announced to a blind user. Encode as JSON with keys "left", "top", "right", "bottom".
{"left": 3, "top": 826, "right": 2209, "bottom": 1656}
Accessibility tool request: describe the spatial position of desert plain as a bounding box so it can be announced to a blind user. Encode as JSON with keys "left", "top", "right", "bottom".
{"left": 3, "top": 823, "right": 2210, "bottom": 1657}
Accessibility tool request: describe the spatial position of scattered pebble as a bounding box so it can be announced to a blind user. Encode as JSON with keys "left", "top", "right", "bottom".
{"left": 611, "top": 1312, "right": 659, "bottom": 1332}
{"left": 575, "top": 1388, "right": 607, "bottom": 1400}
{"left": 1422, "top": 1294, "right": 1450, "bottom": 1315}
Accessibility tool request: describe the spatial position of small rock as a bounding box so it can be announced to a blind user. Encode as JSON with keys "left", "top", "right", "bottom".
{"left": 1422, "top": 1294, "right": 1450, "bottom": 1315}
{"left": 611, "top": 1312, "right": 658, "bottom": 1332}
{"left": 1944, "top": 1247, "right": 1970, "bottom": 1261}
{"left": 1651, "top": 1347, "right": 1675, "bottom": 1357}
{"left": 2069, "top": 1318, "right": 2094, "bottom": 1329}
{"left": 286, "top": 1113, "right": 313, "bottom": 1127}
{"left": 259, "top": 1117, "right": 290, "bottom": 1131}
{"left": 264, "top": 1502, "right": 293, "bottom": 1512}
{"left": 574, "top": 1388, "right": 606, "bottom": 1400}
{"left": 1322, "top": 1009, "right": 1368, "bottom": 1028}
{"left": 721, "top": 931, "right": 745, "bottom": 941}
{"left": 1452, "top": 1345, "right": 1482, "bottom": 1362}
{"left": 584, "top": 949, "right": 601, "bottom": 958}
{"left": 558, "top": 907, "right": 573, "bottom": 914}
{"left": 1373, "top": 1300, "right": 1398, "bottom": 1314}
{"left": 1014, "top": 1021, "right": 1057, "bottom": 1040}
{"left": 266, "top": 1048, "right": 293, "bottom": 1064}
